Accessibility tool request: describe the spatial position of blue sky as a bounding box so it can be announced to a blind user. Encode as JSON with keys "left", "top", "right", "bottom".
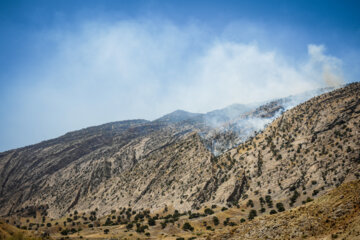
{"left": 0, "top": 0, "right": 359, "bottom": 151}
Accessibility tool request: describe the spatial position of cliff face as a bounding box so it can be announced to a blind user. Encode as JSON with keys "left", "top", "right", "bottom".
{"left": 0, "top": 83, "right": 359, "bottom": 219}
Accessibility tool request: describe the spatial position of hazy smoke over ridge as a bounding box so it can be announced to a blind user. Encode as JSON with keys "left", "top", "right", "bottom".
{"left": 307, "top": 44, "right": 344, "bottom": 88}
{"left": 1, "top": 20, "right": 347, "bottom": 151}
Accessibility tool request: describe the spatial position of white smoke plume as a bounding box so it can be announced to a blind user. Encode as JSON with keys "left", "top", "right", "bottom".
{"left": 307, "top": 44, "right": 344, "bottom": 88}
{"left": 0, "top": 20, "right": 347, "bottom": 151}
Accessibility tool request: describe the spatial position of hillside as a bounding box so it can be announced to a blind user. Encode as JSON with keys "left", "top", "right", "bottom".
{"left": 210, "top": 180, "right": 360, "bottom": 240}
{"left": 0, "top": 83, "right": 359, "bottom": 240}
{"left": 0, "top": 88, "right": 325, "bottom": 218}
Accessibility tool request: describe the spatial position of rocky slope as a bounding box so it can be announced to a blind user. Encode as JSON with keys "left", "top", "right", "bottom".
{"left": 210, "top": 180, "right": 360, "bottom": 240}
{"left": 0, "top": 83, "right": 358, "bottom": 222}
{"left": 215, "top": 82, "right": 360, "bottom": 211}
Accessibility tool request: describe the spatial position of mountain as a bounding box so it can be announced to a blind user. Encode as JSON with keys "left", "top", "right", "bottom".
{"left": 0, "top": 90, "right": 321, "bottom": 218}
{"left": 0, "top": 83, "right": 359, "bottom": 239}
{"left": 155, "top": 110, "right": 202, "bottom": 123}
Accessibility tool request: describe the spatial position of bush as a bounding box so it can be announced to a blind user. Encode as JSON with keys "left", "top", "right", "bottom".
{"left": 148, "top": 217, "right": 156, "bottom": 226}
{"left": 312, "top": 189, "right": 319, "bottom": 196}
{"left": 204, "top": 208, "right": 214, "bottom": 215}
{"left": 246, "top": 199, "right": 254, "bottom": 208}
{"left": 240, "top": 218, "right": 246, "bottom": 223}
{"left": 290, "top": 191, "right": 300, "bottom": 206}
{"left": 104, "top": 218, "right": 113, "bottom": 226}
{"left": 269, "top": 210, "right": 277, "bottom": 215}
{"left": 136, "top": 225, "right": 148, "bottom": 233}
{"left": 223, "top": 218, "right": 230, "bottom": 226}
{"left": 189, "top": 213, "right": 201, "bottom": 219}
{"left": 213, "top": 216, "right": 219, "bottom": 226}
{"left": 221, "top": 207, "right": 228, "bottom": 211}
{"left": 182, "top": 222, "right": 194, "bottom": 231}
{"left": 126, "top": 223, "right": 133, "bottom": 230}
{"left": 104, "top": 229, "right": 109, "bottom": 234}
{"left": 161, "top": 222, "right": 167, "bottom": 229}
{"left": 248, "top": 210, "right": 257, "bottom": 220}
{"left": 61, "top": 229, "right": 69, "bottom": 235}
{"left": 276, "top": 202, "right": 285, "bottom": 212}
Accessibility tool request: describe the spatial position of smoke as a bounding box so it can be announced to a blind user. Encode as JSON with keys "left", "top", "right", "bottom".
{"left": 307, "top": 44, "right": 344, "bottom": 88}
{"left": 0, "top": 19, "right": 347, "bottom": 151}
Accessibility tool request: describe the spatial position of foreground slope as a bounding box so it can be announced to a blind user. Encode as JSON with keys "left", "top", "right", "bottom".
{"left": 210, "top": 180, "right": 360, "bottom": 240}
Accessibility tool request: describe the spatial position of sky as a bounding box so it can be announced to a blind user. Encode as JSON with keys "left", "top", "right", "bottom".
{"left": 0, "top": 0, "right": 359, "bottom": 151}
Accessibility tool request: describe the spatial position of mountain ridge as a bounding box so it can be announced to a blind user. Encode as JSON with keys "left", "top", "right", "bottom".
{"left": 0, "top": 83, "right": 358, "bottom": 221}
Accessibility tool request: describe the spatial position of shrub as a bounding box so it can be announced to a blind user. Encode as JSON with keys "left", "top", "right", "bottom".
{"left": 148, "top": 217, "right": 156, "bottom": 226}
{"left": 104, "top": 229, "right": 109, "bottom": 234}
{"left": 276, "top": 202, "right": 285, "bottom": 212}
{"left": 161, "top": 222, "right": 167, "bottom": 229}
{"left": 204, "top": 208, "right": 214, "bottom": 215}
{"left": 290, "top": 191, "right": 300, "bottom": 206}
{"left": 104, "top": 218, "right": 113, "bottom": 226}
{"left": 182, "top": 222, "right": 194, "bottom": 231}
{"left": 189, "top": 213, "right": 202, "bottom": 219}
{"left": 248, "top": 210, "right": 257, "bottom": 220}
{"left": 126, "top": 223, "right": 133, "bottom": 230}
{"left": 265, "top": 195, "right": 273, "bottom": 208}
{"left": 213, "top": 216, "right": 219, "bottom": 226}
{"left": 312, "top": 189, "right": 319, "bottom": 196}
{"left": 136, "top": 225, "right": 148, "bottom": 233}
{"left": 246, "top": 199, "right": 254, "bottom": 208}
{"left": 60, "top": 229, "right": 69, "bottom": 235}
{"left": 269, "top": 210, "right": 277, "bottom": 215}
